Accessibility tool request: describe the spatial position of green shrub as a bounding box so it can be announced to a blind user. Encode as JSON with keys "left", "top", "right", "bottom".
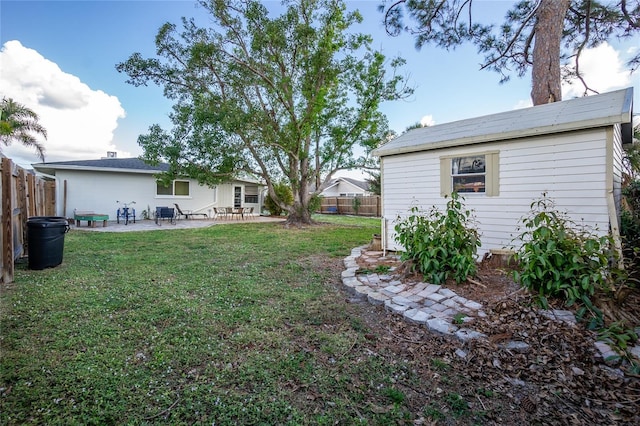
{"left": 621, "top": 180, "right": 640, "bottom": 247}
{"left": 308, "top": 193, "right": 322, "bottom": 213}
{"left": 264, "top": 182, "right": 293, "bottom": 216}
{"left": 512, "top": 194, "right": 615, "bottom": 310}
{"left": 352, "top": 197, "right": 362, "bottom": 214}
{"left": 598, "top": 321, "right": 638, "bottom": 351}
{"left": 394, "top": 192, "right": 480, "bottom": 284}
{"left": 621, "top": 180, "right": 640, "bottom": 277}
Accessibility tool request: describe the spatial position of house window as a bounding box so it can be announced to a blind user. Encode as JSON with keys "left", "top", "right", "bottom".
{"left": 440, "top": 152, "right": 499, "bottom": 197}
{"left": 157, "top": 183, "right": 173, "bottom": 196}
{"left": 156, "top": 180, "right": 190, "bottom": 197}
{"left": 174, "top": 181, "right": 189, "bottom": 196}
{"left": 244, "top": 185, "right": 259, "bottom": 203}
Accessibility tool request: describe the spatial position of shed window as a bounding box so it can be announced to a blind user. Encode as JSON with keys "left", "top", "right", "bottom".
{"left": 440, "top": 152, "right": 499, "bottom": 197}
{"left": 156, "top": 180, "right": 190, "bottom": 197}
{"left": 452, "top": 155, "right": 485, "bottom": 193}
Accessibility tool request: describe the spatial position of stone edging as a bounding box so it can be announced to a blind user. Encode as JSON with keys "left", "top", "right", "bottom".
{"left": 342, "top": 246, "right": 640, "bottom": 367}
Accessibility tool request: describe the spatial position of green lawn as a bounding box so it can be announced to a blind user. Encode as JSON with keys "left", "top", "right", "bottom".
{"left": 2, "top": 215, "right": 438, "bottom": 424}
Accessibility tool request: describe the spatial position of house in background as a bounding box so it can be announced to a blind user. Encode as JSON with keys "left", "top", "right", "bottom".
{"left": 320, "top": 177, "right": 372, "bottom": 197}
{"left": 373, "top": 87, "right": 634, "bottom": 258}
{"left": 32, "top": 156, "right": 265, "bottom": 220}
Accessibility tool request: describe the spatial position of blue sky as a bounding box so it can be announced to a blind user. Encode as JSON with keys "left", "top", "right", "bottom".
{"left": 1, "top": 0, "right": 639, "bottom": 170}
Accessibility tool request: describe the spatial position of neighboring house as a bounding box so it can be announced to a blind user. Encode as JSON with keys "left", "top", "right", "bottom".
{"left": 31, "top": 157, "right": 265, "bottom": 220}
{"left": 320, "top": 177, "right": 372, "bottom": 197}
{"left": 373, "top": 87, "right": 634, "bottom": 258}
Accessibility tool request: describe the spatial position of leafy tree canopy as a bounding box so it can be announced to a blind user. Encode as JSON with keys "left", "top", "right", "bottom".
{"left": 365, "top": 171, "right": 381, "bottom": 196}
{"left": 117, "top": 0, "right": 411, "bottom": 224}
{"left": 0, "top": 97, "right": 47, "bottom": 161}
{"left": 380, "top": 0, "right": 639, "bottom": 105}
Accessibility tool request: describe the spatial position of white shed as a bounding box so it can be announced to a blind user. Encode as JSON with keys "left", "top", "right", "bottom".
{"left": 373, "top": 87, "right": 635, "bottom": 258}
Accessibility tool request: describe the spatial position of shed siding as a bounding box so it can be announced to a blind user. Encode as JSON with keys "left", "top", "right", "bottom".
{"left": 382, "top": 128, "right": 611, "bottom": 257}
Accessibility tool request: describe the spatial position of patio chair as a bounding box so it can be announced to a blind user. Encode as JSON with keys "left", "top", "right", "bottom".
{"left": 213, "top": 207, "right": 226, "bottom": 220}
{"left": 231, "top": 207, "right": 244, "bottom": 220}
{"left": 174, "top": 203, "right": 208, "bottom": 220}
{"left": 155, "top": 207, "right": 176, "bottom": 225}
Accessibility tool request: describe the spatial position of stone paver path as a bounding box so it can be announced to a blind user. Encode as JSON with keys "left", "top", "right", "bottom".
{"left": 342, "top": 247, "right": 488, "bottom": 341}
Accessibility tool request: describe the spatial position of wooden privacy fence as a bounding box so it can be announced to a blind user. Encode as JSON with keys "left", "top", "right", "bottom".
{"left": 319, "top": 196, "right": 381, "bottom": 217}
{"left": 1, "top": 157, "right": 56, "bottom": 283}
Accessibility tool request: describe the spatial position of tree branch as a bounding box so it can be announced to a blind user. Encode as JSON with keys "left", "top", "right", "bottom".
{"left": 621, "top": 0, "right": 640, "bottom": 29}
{"left": 383, "top": 0, "right": 407, "bottom": 36}
{"left": 572, "top": 1, "right": 600, "bottom": 97}
{"left": 480, "top": 0, "right": 540, "bottom": 71}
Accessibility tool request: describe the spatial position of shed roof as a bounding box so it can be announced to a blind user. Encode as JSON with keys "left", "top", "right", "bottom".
{"left": 373, "top": 87, "right": 634, "bottom": 157}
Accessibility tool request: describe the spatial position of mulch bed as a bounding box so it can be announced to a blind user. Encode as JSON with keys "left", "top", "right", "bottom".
{"left": 349, "top": 249, "right": 640, "bottom": 424}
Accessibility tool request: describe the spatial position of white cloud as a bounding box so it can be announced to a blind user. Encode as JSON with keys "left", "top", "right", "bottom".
{"left": 0, "top": 40, "right": 128, "bottom": 167}
{"left": 420, "top": 115, "right": 435, "bottom": 127}
{"left": 513, "top": 99, "right": 532, "bottom": 110}
{"left": 562, "top": 42, "right": 633, "bottom": 99}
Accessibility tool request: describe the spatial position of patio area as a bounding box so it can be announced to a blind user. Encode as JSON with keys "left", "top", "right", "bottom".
{"left": 70, "top": 215, "right": 286, "bottom": 232}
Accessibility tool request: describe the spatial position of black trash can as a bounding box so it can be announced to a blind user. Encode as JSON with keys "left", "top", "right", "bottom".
{"left": 27, "top": 216, "right": 70, "bottom": 270}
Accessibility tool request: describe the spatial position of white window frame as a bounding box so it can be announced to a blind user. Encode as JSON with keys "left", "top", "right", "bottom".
{"left": 156, "top": 179, "right": 191, "bottom": 197}
{"left": 244, "top": 184, "right": 259, "bottom": 204}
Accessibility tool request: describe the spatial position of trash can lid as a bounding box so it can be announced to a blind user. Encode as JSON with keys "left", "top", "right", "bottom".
{"left": 28, "top": 216, "right": 67, "bottom": 221}
{"left": 27, "top": 219, "right": 68, "bottom": 228}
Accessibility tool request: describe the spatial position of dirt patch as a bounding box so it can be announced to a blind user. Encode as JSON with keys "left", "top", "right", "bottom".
{"left": 344, "top": 248, "right": 640, "bottom": 424}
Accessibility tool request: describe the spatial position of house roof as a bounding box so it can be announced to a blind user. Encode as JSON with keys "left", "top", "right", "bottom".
{"left": 373, "top": 87, "right": 634, "bottom": 157}
{"left": 322, "top": 177, "right": 370, "bottom": 193}
{"left": 32, "top": 157, "right": 265, "bottom": 185}
{"left": 32, "top": 158, "right": 168, "bottom": 176}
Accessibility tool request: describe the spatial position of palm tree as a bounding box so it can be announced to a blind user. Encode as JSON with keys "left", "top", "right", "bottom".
{"left": 0, "top": 98, "right": 47, "bottom": 161}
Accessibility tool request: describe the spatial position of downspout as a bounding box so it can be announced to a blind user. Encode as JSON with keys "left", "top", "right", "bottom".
{"left": 607, "top": 189, "right": 624, "bottom": 269}
{"left": 381, "top": 217, "right": 386, "bottom": 257}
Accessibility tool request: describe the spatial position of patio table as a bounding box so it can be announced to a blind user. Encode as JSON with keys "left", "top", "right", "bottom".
{"left": 74, "top": 213, "right": 109, "bottom": 228}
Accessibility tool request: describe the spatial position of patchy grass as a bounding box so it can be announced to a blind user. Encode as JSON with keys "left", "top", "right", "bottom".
{"left": 15, "top": 212, "right": 637, "bottom": 426}
{"left": 1, "top": 217, "right": 423, "bottom": 424}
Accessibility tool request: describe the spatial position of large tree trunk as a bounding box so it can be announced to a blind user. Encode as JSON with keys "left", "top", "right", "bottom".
{"left": 285, "top": 200, "right": 313, "bottom": 225}
{"left": 531, "top": 0, "right": 570, "bottom": 105}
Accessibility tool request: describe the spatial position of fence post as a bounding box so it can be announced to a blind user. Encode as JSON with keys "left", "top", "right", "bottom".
{"left": 45, "top": 181, "right": 56, "bottom": 215}
{"left": 1, "top": 158, "right": 14, "bottom": 283}
{"left": 17, "top": 167, "right": 27, "bottom": 261}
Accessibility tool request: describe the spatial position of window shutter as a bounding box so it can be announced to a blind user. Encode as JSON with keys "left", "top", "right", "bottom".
{"left": 440, "top": 157, "right": 451, "bottom": 196}
{"left": 487, "top": 152, "right": 500, "bottom": 196}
